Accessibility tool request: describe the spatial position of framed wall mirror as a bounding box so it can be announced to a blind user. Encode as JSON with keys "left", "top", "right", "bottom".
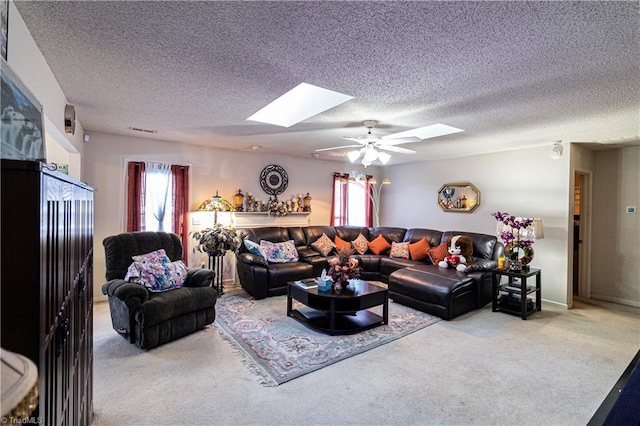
{"left": 437, "top": 182, "right": 480, "bottom": 213}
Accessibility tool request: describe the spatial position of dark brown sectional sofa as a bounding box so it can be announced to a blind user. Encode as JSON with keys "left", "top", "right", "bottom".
{"left": 236, "top": 226, "right": 503, "bottom": 320}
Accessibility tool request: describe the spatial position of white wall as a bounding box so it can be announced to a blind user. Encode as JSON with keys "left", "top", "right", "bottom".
{"left": 591, "top": 146, "right": 640, "bottom": 306}
{"left": 7, "top": 2, "right": 85, "bottom": 178}
{"left": 83, "top": 131, "right": 381, "bottom": 300}
{"left": 381, "top": 146, "right": 571, "bottom": 307}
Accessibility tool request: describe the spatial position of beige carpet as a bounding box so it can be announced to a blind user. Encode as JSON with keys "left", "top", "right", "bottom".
{"left": 91, "top": 289, "right": 640, "bottom": 425}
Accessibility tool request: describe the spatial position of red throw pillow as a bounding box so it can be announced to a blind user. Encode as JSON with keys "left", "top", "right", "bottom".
{"left": 427, "top": 241, "right": 449, "bottom": 264}
{"left": 368, "top": 234, "right": 391, "bottom": 255}
{"left": 409, "top": 237, "right": 431, "bottom": 261}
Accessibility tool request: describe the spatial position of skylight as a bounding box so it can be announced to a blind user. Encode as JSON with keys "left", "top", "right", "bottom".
{"left": 246, "top": 83, "right": 353, "bottom": 128}
{"left": 383, "top": 123, "right": 464, "bottom": 140}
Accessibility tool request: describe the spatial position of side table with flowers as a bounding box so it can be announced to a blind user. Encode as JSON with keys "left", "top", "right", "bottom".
{"left": 190, "top": 224, "right": 242, "bottom": 294}
{"left": 328, "top": 248, "right": 362, "bottom": 292}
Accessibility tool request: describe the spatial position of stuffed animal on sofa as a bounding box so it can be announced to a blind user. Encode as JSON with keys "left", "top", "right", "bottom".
{"left": 438, "top": 235, "right": 474, "bottom": 272}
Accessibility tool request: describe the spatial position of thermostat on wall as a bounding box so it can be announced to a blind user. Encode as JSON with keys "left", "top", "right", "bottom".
{"left": 627, "top": 206, "right": 637, "bottom": 214}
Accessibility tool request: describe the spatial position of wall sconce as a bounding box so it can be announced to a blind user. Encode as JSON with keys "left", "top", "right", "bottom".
{"left": 551, "top": 141, "right": 563, "bottom": 159}
{"left": 233, "top": 189, "right": 245, "bottom": 212}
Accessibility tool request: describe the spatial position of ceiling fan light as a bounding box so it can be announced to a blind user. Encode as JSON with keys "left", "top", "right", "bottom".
{"left": 361, "top": 158, "right": 373, "bottom": 167}
{"left": 378, "top": 151, "right": 391, "bottom": 164}
{"left": 347, "top": 150, "right": 361, "bottom": 163}
{"left": 363, "top": 146, "right": 378, "bottom": 162}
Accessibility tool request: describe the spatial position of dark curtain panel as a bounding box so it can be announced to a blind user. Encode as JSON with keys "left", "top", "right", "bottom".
{"left": 126, "top": 161, "right": 145, "bottom": 232}
{"left": 171, "top": 164, "right": 190, "bottom": 260}
{"left": 365, "top": 178, "right": 373, "bottom": 227}
{"left": 330, "top": 173, "right": 349, "bottom": 226}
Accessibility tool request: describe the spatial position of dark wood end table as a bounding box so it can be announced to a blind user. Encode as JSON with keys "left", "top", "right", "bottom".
{"left": 491, "top": 267, "right": 542, "bottom": 320}
{"left": 287, "top": 279, "right": 389, "bottom": 335}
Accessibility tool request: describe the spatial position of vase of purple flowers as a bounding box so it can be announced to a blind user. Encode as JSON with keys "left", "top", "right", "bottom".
{"left": 491, "top": 211, "right": 534, "bottom": 271}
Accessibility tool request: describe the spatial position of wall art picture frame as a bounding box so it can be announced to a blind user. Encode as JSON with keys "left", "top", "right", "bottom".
{"left": 1, "top": 0, "right": 7, "bottom": 61}
{"left": 437, "top": 182, "right": 480, "bottom": 213}
{"left": 1, "top": 57, "right": 46, "bottom": 161}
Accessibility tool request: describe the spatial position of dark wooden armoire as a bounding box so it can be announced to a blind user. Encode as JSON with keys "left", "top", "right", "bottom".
{"left": 1, "top": 160, "right": 94, "bottom": 425}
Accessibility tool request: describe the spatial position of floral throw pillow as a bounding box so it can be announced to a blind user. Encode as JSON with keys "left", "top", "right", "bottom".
{"left": 125, "top": 259, "right": 188, "bottom": 292}
{"left": 390, "top": 241, "right": 410, "bottom": 259}
{"left": 131, "top": 249, "right": 171, "bottom": 265}
{"left": 260, "top": 240, "right": 299, "bottom": 263}
{"left": 311, "top": 233, "right": 336, "bottom": 256}
{"left": 351, "top": 233, "right": 369, "bottom": 255}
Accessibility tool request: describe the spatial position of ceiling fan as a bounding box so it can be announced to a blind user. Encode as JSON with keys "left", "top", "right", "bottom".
{"left": 315, "top": 120, "right": 463, "bottom": 166}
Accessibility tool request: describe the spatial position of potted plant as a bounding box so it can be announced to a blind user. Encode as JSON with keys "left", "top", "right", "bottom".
{"left": 190, "top": 224, "right": 241, "bottom": 256}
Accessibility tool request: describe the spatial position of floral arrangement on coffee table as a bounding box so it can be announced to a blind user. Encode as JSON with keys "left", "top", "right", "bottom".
{"left": 328, "top": 248, "right": 362, "bottom": 292}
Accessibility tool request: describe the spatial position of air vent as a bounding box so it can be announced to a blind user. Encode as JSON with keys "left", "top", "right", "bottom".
{"left": 128, "top": 126, "right": 157, "bottom": 134}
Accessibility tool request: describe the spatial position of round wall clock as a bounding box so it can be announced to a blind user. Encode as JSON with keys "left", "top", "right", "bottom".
{"left": 260, "top": 164, "right": 288, "bottom": 196}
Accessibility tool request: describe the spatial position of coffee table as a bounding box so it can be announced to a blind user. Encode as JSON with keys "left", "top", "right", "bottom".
{"left": 287, "top": 279, "right": 388, "bottom": 335}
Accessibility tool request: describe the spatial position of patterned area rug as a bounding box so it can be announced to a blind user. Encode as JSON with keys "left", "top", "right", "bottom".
{"left": 214, "top": 288, "right": 441, "bottom": 386}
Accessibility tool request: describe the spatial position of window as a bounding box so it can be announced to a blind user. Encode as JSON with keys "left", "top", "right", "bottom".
{"left": 145, "top": 162, "right": 173, "bottom": 232}
{"left": 126, "top": 161, "right": 190, "bottom": 256}
{"left": 330, "top": 173, "right": 372, "bottom": 227}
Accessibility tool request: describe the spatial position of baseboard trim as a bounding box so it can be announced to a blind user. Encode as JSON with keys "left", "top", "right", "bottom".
{"left": 590, "top": 293, "right": 640, "bottom": 308}
{"left": 542, "top": 299, "right": 568, "bottom": 309}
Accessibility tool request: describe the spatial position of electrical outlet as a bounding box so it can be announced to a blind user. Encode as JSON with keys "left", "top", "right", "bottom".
{"left": 626, "top": 206, "right": 637, "bottom": 214}
{"left": 192, "top": 216, "right": 201, "bottom": 225}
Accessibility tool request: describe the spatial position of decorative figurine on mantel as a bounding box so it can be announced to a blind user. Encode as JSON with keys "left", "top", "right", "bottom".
{"left": 245, "top": 192, "right": 255, "bottom": 212}
{"left": 233, "top": 189, "right": 245, "bottom": 212}
{"left": 303, "top": 192, "right": 312, "bottom": 212}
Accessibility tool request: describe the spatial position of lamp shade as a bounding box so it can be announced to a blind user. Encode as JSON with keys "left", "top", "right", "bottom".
{"left": 530, "top": 219, "right": 544, "bottom": 239}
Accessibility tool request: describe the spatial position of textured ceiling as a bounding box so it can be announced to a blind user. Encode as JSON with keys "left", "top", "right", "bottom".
{"left": 14, "top": 1, "right": 640, "bottom": 165}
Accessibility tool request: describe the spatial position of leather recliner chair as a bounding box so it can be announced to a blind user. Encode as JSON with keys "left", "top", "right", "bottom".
{"left": 102, "top": 231, "right": 217, "bottom": 349}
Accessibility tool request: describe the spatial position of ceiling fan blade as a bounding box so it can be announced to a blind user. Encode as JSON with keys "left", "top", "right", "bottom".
{"left": 341, "top": 136, "right": 380, "bottom": 144}
{"left": 315, "top": 144, "right": 363, "bottom": 152}
{"left": 379, "top": 136, "right": 422, "bottom": 145}
{"left": 383, "top": 123, "right": 464, "bottom": 141}
{"left": 378, "top": 145, "right": 417, "bottom": 155}
{"left": 341, "top": 136, "right": 365, "bottom": 143}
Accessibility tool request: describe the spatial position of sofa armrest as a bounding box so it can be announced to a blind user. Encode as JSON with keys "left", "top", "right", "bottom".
{"left": 464, "top": 259, "right": 498, "bottom": 273}
{"left": 102, "top": 279, "right": 150, "bottom": 305}
{"left": 238, "top": 252, "right": 268, "bottom": 267}
{"left": 185, "top": 268, "right": 215, "bottom": 287}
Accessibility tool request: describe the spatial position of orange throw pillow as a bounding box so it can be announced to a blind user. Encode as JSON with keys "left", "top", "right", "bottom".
{"left": 368, "top": 234, "right": 391, "bottom": 255}
{"left": 409, "top": 237, "right": 431, "bottom": 261}
{"left": 334, "top": 235, "right": 352, "bottom": 253}
{"left": 427, "top": 241, "right": 449, "bottom": 264}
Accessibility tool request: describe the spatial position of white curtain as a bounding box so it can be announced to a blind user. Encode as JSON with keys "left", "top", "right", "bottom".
{"left": 144, "top": 162, "right": 172, "bottom": 232}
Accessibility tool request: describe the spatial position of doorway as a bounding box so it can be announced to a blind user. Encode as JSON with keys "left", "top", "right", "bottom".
{"left": 573, "top": 170, "right": 592, "bottom": 302}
